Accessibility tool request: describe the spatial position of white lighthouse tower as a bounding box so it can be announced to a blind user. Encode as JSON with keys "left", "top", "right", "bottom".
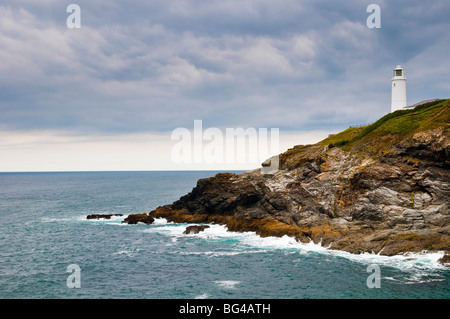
{"left": 391, "top": 65, "right": 407, "bottom": 112}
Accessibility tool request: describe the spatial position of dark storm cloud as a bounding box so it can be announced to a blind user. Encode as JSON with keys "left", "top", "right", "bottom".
{"left": 0, "top": 0, "right": 449, "bottom": 135}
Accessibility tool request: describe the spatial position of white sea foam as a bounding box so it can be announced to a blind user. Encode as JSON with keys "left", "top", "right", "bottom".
{"left": 141, "top": 218, "right": 448, "bottom": 273}
{"left": 177, "top": 250, "right": 267, "bottom": 257}
{"left": 113, "top": 249, "right": 134, "bottom": 257}
{"left": 321, "top": 248, "right": 447, "bottom": 273}
{"left": 43, "top": 214, "right": 126, "bottom": 224}
{"left": 195, "top": 293, "right": 209, "bottom": 299}
{"left": 152, "top": 218, "right": 171, "bottom": 225}
{"left": 142, "top": 223, "right": 185, "bottom": 236}
{"left": 214, "top": 280, "right": 240, "bottom": 289}
{"left": 240, "top": 230, "right": 445, "bottom": 272}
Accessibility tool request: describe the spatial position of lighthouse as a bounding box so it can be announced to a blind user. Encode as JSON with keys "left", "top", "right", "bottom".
{"left": 391, "top": 65, "right": 407, "bottom": 112}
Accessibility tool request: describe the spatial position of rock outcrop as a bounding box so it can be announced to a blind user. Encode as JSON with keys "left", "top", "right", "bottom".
{"left": 87, "top": 214, "right": 123, "bottom": 220}
{"left": 122, "top": 213, "right": 155, "bottom": 225}
{"left": 149, "top": 100, "right": 450, "bottom": 264}
{"left": 183, "top": 225, "right": 210, "bottom": 234}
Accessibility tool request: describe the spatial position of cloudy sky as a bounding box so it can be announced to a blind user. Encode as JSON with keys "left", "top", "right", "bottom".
{"left": 0, "top": 0, "right": 449, "bottom": 171}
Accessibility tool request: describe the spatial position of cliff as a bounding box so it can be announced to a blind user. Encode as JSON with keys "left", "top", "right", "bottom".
{"left": 134, "top": 99, "right": 450, "bottom": 263}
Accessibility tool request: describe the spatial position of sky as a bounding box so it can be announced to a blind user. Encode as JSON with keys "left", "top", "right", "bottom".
{"left": 0, "top": 0, "right": 449, "bottom": 171}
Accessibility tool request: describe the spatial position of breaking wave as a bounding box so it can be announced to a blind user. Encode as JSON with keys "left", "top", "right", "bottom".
{"left": 143, "top": 218, "right": 447, "bottom": 274}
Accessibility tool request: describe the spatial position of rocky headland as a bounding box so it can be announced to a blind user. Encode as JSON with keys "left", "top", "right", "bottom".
{"left": 125, "top": 100, "right": 450, "bottom": 264}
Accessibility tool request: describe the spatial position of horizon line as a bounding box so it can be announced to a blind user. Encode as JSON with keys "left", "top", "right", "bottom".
{"left": 0, "top": 169, "right": 250, "bottom": 174}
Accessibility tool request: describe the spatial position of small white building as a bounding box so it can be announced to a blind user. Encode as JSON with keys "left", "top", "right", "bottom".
{"left": 391, "top": 65, "right": 407, "bottom": 112}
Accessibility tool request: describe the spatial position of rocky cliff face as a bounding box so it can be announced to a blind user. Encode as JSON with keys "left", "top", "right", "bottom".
{"left": 141, "top": 100, "right": 450, "bottom": 263}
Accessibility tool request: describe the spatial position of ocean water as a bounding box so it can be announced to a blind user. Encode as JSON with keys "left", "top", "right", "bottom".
{"left": 0, "top": 171, "right": 448, "bottom": 299}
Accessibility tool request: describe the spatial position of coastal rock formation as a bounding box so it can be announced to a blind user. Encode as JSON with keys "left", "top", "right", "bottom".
{"left": 87, "top": 214, "right": 123, "bottom": 220}
{"left": 149, "top": 100, "right": 450, "bottom": 264}
{"left": 183, "top": 225, "right": 210, "bottom": 234}
{"left": 122, "top": 213, "right": 155, "bottom": 225}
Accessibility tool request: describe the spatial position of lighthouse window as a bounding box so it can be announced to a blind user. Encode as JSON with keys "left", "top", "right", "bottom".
{"left": 395, "top": 69, "right": 402, "bottom": 76}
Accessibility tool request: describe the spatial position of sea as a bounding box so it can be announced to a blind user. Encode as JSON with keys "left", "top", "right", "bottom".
{"left": 0, "top": 171, "right": 448, "bottom": 300}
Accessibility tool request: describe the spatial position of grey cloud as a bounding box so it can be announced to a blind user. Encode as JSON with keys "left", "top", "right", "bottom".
{"left": 0, "top": 0, "right": 449, "bottom": 135}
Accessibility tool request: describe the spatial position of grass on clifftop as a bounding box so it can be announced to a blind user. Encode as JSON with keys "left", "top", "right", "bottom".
{"left": 281, "top": 99, "right": 448, "bottom": 169}
{"left": 322, "top": 99, "right": 449, "bottom": 154}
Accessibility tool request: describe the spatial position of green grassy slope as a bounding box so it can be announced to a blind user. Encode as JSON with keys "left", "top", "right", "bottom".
{"left": 322, "top": 99, "right": 449, "bottom": 155}
{"left": 280, "top": 99, "right": 449, "bottom": 169}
